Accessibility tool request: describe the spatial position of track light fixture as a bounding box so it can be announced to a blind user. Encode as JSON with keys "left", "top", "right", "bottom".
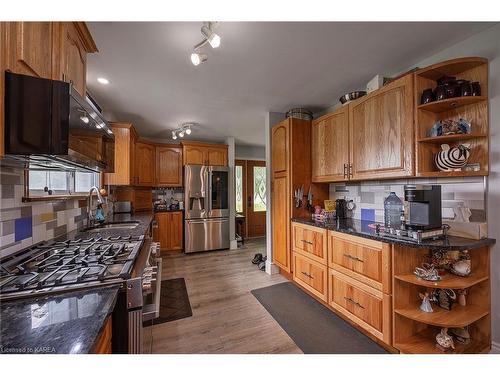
{"left": 190, "top": 22, "right": 221, "bottom": 66}
{"left": 171, "top": 123, "right": 194, "bottom": 140}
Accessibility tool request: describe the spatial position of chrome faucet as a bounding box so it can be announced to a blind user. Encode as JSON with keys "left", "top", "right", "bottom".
{"left": 87, "top": 186, "right": 104, "bottom": 228}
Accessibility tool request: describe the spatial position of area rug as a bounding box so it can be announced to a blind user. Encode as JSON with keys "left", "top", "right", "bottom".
{"left": 143, "top": 278, "right": 193, "bottom": 327}
{"left": 251, "top": 282, "right": 388, "bottom": 354}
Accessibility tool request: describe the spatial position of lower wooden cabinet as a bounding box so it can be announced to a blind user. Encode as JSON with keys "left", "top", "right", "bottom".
{"left": 329, "top": 269, "right": 392, "bottom": 345}
{"left": 155, "top": 211, "right": 183, "bottom": 252}
{"left": 292, "top": 252, "right": 328, "bottom": 302}
{"left": 292, "top": 222, "right": 327, "bottom": 265}
{"left": 328, "top": 231, "right": 391, "bottom": 293}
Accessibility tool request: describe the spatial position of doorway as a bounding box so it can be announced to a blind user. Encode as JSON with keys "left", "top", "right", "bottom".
{"left": 235, "top": 160, "right": 267, "bottom": 239}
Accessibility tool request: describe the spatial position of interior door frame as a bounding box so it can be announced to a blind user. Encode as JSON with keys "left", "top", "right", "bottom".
{"left": 235, "top": 160, "right": 247, "bottom": 239}
{"left": 245, "top": 159, "right": 267, "bottom": 238}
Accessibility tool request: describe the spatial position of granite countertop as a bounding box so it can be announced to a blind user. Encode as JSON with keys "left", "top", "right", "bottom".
{"left": 0, "top": 285, "right": 119, "bottom": 354}
{"left": 0, "top": 213, "right": 154, "bottom": 354}
{"left": 292, "top": 217, "right": 496, "bottom": 250}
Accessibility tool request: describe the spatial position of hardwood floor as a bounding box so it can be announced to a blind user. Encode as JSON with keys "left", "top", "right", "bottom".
{"left": 148, "top": 238, "right": 302, "bottom": 354}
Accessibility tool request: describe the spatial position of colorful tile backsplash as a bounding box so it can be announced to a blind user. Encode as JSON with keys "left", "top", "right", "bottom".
{"left": 0, "top": 165, "right": 88, "bottom": 259}
{"left": 329, "top": 176, "right": 487, "bottom": 234}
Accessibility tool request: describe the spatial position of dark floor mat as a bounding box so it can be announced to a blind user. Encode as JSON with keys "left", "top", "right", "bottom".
{"left": 251, "top": 282, "right": 388, "bottom": 354}
{"left": 143, "top": 278, "right": 193, "bottom": 327}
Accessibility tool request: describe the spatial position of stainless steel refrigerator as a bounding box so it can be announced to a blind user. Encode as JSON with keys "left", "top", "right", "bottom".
{"left": 184, "top": 165, "right": 230, "bottom": 253}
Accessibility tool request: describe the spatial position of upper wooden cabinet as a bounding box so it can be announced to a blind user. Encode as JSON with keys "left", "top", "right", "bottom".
{"left": 271, "top": 124, "right": 288, "bottom": 174}
{"left": 312, "top": 106, "right": 349, "bottom": 182}
{"left": 182, "top": 141, "right": 228, "bottom": 166}
{"left": 349, "top": 74, "right": 414, "bottom": 180}
{"left": 156, "top": 145, "right": 182, "bottom": 187}
{"left": 135, "top": 141, "right": 156, "bottom": 186}
{"left": 103, "top": 123, "right": 138, "bottom": 186}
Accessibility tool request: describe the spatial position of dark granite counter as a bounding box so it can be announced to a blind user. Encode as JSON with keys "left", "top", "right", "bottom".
{"left": 0, "top": 285, "right": 119, "bottom": 354}
{"left": 292, "top": 217, "right": 496, "bottom": 250}
{"left": 0, "top": 213, "right": 154, "bottom": 354}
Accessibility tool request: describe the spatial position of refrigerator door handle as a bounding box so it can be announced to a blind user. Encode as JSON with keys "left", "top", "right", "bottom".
{"left": 207, "top": 168, "right": 212, "bottom": 214}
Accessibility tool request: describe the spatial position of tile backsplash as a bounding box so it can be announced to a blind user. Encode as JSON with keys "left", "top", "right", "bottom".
{"left": 0, "top": 165, "right": 88, "bottom": 259}
{"left": 329, "top": 176, "right": 486, "bottom": 232}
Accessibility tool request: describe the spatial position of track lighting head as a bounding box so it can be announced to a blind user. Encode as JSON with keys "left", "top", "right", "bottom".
{"left": 201, "top": 25, "right": 221, "bottom": 48}
{"left": 191, "top": 52, "right": 208, "bottom": 66}
{"left": 172, "top": 130, "right": 177, "bottom": 140}
{"left": 185, "top": 127, "right": 192, "bottom": 135}
{"left": 178, "top": 130, "right": 185, "bottom": 138}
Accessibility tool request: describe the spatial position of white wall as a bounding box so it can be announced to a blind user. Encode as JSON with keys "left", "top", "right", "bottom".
{"left": 396, "top": 23, "right": 500, "bottom": 345}
{"left": 235, "top": 145, "right": 265, "bottom": 160}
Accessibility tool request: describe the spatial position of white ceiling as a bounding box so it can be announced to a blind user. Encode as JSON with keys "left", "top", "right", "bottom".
{"left": 87, "top": 22, "right": 495, "bottom": 146}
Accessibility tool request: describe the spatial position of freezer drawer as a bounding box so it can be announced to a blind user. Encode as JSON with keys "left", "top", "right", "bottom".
{"left": 185, "top": 218, "right": 230, "bottom": 253}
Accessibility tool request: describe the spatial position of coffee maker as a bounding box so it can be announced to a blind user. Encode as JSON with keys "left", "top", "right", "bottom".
{"left": 403, "top": 185, "right": 442, "bottom": 230}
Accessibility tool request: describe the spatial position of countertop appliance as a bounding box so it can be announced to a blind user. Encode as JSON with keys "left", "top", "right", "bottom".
{"left": 184, "top": 165, "right": 230, "bottom": 253}
{"left": 0, "top": 235, "right": 161, "bottom": 353}
{"left": 403, "top": 184, "right": 442, "bottom": 230}
{"left": 4, "top": 72, "right": 114, "bottom": 172}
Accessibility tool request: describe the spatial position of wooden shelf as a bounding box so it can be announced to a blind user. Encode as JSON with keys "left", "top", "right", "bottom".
{"left": 416, "top": 170, "right": 488, "bottom": 178}
{"left": 416, "top": 57, "right": 487, "bottom": 80}
{"left": 395, "top": 305, "right": 489, "bottom": 328}
{"left": 417, "top": 133, "right": 487, "bottom": 144}
{"left": 395, "top": 328, "right": 490, "bottom": 354}
{"left": 394, "top": 272, "right": 488, "bottom": 289}
{"left": 417, "top": 96, "right": 487, "bottom": 113}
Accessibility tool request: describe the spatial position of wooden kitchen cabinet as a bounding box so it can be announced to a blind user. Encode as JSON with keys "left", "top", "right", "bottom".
{"left": 292, "top": 222, "right": 327, "bottom": 265}
{"left": 156, "top": 145, "right": 183, "bottom": 187}
{"left": 348, "top": 74, "right": 414, "bottom": 180}
{"left": 58, "top": 22, "right": 89, "bottom": 96}
{"left": 271, "top": 118, "right": 329, "bottom": 273}
{"left": 293, "top": 252, "right": 328, "bottom": 302}
{"left": 155, "top": 211, "right": 183, "bottom": 251}
{"left": 104, "top": 123, "right": 138, "bottom": 186}
{"left": 312, "top": 106, "right": 350, "bottom": 182}
{"left": 135, "top": 141, "right": 156, "bottom": 186}
{"left": 182, "top": 141, "right": 228, "bottom": 166}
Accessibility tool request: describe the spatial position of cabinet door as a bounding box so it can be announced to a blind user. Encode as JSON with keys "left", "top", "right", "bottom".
{"left": 312, "top": 107, "right": 349, "bottom": 182}
{"left": 207, "top": 147, "right": 227, "bottom": 166}
{"left": 168, "top": 212, "right": 184, "bottom": 250}
{"left": 271, "top": 121, "right": 288, "bottom": 173}
{"left": 60, "top": 22, "right": 86, "bottom": 96}
{"left": 135, "top": 142, "right": 155, "bottom": 186}
{"left": 184, "top": 146, "right": 206, "bottom": 165}
{"left": 349, "top": 75, "right": 414, "bottom": 180}
{"left": 156, "top": 146, "right": 182, "bottom": 186}
{"left": 292, "top": 223, "right": 327, "bottom": 264}
{"left": 156, "top": 213, "right": 169, "bottom": 251}
{"left": 271, "top": 173, "right": 290, "bottom": 272}
{"left": 293, "top": 252, "right": 328, "bottom": 302}
{"left": 9, "top": 22, "right": 54, "bottom": 79}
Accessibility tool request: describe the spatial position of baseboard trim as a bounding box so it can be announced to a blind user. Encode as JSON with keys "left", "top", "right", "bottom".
{"left": 491, "top": 341, "right": 500, "bottom": 354}
{"left": 265, "top": 260, "right": 280, "bottom": 275}
{"left": 230, "top": 239, "right": 238, "bottom": 250}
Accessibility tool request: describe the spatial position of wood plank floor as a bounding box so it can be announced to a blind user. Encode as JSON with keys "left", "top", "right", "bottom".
{"left": 146, "top": 238, "right": 302, "bottom": 354}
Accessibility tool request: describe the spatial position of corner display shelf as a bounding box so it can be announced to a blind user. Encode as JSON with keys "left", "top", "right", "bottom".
{"left": 392, "top": 244, "right": 491, "bottom": 354}
{"left": 414, "top": 57, "right": 489, "bottom": 178}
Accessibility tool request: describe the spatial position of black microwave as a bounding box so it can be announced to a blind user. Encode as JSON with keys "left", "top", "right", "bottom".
{"left": 4, "top": 72, "right": 114, "bottom": 172}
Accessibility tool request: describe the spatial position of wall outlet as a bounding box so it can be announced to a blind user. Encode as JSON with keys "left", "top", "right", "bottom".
{"left": 355, "top": 196, "right": 361, "bottom": 203}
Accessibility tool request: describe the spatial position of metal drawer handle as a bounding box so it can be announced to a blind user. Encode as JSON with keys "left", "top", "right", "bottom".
{"left": 301, "top": 271, "right": 314, "bottom": 279}
{"left": 343, "top": 296, "right": 365, "bottom": 309}
{"left": 343, "top": 253, "right": 364, "bottom": 263}
{"left": 301, "top": 239, "right": 313, "bottom": 245}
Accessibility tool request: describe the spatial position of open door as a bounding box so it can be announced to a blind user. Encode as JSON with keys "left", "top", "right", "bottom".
{"left": 246, "top": 160, "right": 267, "bottom": 237}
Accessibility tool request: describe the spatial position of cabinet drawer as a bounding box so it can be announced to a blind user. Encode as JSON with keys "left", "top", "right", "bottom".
{"left": 329, "top": 269, "right": 391, "bottom": 344}
{"left": 292, "top": 223, "right": 327, "bottom": 264}
{"left": 293, "top": 252, "right": 328, "bottom": 302}
{"left": 328, "top": 231, "right": 391, "bottom": 293}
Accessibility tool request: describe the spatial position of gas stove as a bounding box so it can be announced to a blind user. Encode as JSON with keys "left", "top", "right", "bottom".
{"left": 374, "top": 224, "right": 446, "bottom": 244}
{"left": 0, "top": 235, "right": 144, "bottom": 300}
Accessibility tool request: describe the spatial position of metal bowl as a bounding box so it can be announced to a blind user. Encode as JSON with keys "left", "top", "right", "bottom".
{"left": 339, "top": 91, "right": 367, "bottom": 105}
{"left": 285, "top": 108, "right": 313, "bottom": 121}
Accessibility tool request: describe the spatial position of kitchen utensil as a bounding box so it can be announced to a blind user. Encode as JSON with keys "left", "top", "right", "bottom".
{"left": 285, "top": 108, "right": 313, "bottom": 121}
{"left": 420, "top": 88, "right": 434, "bottom": 104}
{"left": 307, "top": 186, "right": 313, "bottom": 209}
{"left": 339, "top": 90, "right": 367, "bottom": 105}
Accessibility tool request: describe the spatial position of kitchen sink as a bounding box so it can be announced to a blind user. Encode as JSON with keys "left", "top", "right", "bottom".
{"left": 83, "top": 221, "right": 140, "bottom": 232}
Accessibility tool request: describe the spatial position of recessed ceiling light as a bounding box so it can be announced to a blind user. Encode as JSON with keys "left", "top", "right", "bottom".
{"left": 97, "top": 77, "right": 110, "bottom": 85}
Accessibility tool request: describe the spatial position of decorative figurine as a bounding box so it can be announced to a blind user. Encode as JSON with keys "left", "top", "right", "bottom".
{"left": 450, "top": 250, "right": 472, "bottom": 277}
{"left": 435, "top": 143, "right": 471, "bottom": 172}
{"left": 450, "top": 326, "right": 471, "bottom": 345}
{"left": 436, "top": 328, "right": 455, "bottom": 352}
{"left": 414, "top": 263, "right": 441, "bottom": 281}
{"left": 430, "top": 289, "right": 456, "bottom": 311}
{"left": 457, "top": 289, "right": 468, "bottom": 307}
{"left": 419, "top": 292, "right": 433, "bottom": 313}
